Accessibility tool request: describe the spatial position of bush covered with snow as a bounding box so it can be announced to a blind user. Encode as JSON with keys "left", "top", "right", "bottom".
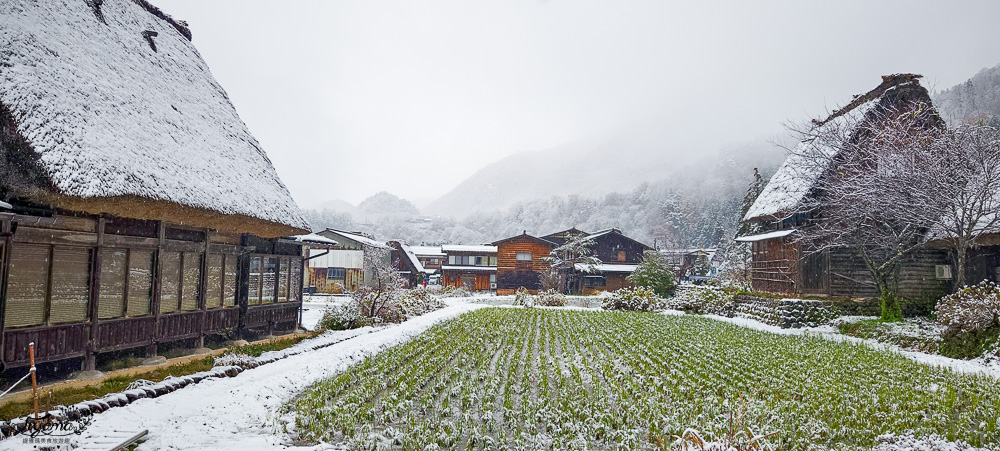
{"left": 935, "top": 281, "right": 1000, "bottom": 334}
{"left": 602, "top": 286, "right": 667, "bottom": 312}
{"left": 667, "top": 285, "right": 737, "bottom": 315}
{"left": 535, "top": 289, "right": 567, "bottom": 307}
{"left": 396, "top": 289, "right": 446, "bottom": 318}
{"left": 514, "top": 287, "right": 534, "bottom": 308}
{"left": 429, "top": 285, "right": 473, "bottom": 298}
{"left": 319, "top": 303, "right": 373, "bottom": 331}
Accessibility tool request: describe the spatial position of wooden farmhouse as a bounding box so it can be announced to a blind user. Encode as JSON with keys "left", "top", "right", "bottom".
{"left": 440, "top": 245, "right": 497, "bottom": 292}
{"left": 305, "top": 229, "right": 390, "bottom": 293}
{"left": 492, "top": 233, "right": 556, "bottom": 295}
{"left": 0, "top": 0, "right": 310, "bottom": 373}
{"left": 546, "top": 228, "right": 652, "bottom": 294}
{"left": 739, "top": 74, "right": 953, "bottom": 304}
{"left": 493, "top": 228, "right": 652, "bottom": 295}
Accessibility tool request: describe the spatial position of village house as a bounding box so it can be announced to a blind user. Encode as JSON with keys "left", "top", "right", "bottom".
{"left": 388, "top": 241, "right": 428, "bottom": 288}
{"left": 547, "top": 228, "right": 651, "bottom": 294}
{"left": 493, "top": 228, "right": 651, "bottom": 295}
{"left": 440, "top": 245, "right": 497, "bottom": 291}
{"left": 410, "top": 245, "right": 446, "bottom": 276}
{"left": 492, "top": 233, "right": 556, "bottom": 295}
{"left": 0, "top": 0, "right": 309, "bottom": 373}
{"left": 305, "top": 229, "right": 390, "bottom": 293}
{"left": 739, "top": 74, "right": 953, "bottom": 306}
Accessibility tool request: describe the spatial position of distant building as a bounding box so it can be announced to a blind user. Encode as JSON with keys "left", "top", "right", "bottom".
{"left": 410, "top": 245, "right": 446, "bottom": 274}
{"left": 389, "top": 241, "right": 428, "bottom": 287}
{"left": 492, "top": 233, "right": 556, "bottom": 295}
{"left": 305, "top": 229, "right": 390, "bottom": 293}
{"left": 440, "top": 245, "right": 497, "bottom": 291}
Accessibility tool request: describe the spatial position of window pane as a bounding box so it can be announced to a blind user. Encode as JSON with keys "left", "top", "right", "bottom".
{"left": 49, "top": 247, "right": 91, "bottom": 324}
{"left": 206, "top": 254, "right": 223, "bottom": 309}
{"left": 289, "top": 258, "right": 302, "bottom": 302}
{"left": 127, "top": 250, "right": 153, "bottom": 316}
{"left": 223, "top": 255, "right": 237, "bottom": 307}
{"left": 277, "top": 258, "right": 289, "bottom": 303}
{"left": 262, "top": 257, "right": 277, "bottom": 304}
{"left": 181, "top": 252, "right": 201, "bottom": 311}
{"left": 516, "top": 253, "right": 531, "bottom": 261}
{"left": 248, "top": 257, "right": 261, "bottom": 305}
{"left": 98, "top": 249, "right": 127, "bottom": 319}
{"left": 5, "top": 244, "right": 49, "bottom": 327}
{"left": 448, "top": 255, "right": 455, "bottom": 265}
{"left": 159, "top": 251, "right": 180, "bottom": 313}
{"left": 490, "top": 257, "right": 497, "bottom": 266}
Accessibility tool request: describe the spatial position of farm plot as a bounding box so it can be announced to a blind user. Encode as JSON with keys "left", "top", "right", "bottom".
{"left": 289, "top": 308, "right": 1000, "bottom": 450}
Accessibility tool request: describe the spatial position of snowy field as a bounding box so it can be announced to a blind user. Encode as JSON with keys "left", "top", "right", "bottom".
{"left": 300, "top": 295, "right": 352, "bottom": 331}
{"left": 291, "top": 308, "right": 1000, "bottom": 450}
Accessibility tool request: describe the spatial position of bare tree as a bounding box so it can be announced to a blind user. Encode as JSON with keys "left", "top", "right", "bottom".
{"left": 794, "top": 103, "right": 944, "bottom": 320}
{"left": 352, "top": 245, "right": 405, "bottom": 320}
{"left": 907, "top": 123, "right": 1000, "bottom": 288}
{"left": 543, "top": 235, "right": 603, "bottom": 294}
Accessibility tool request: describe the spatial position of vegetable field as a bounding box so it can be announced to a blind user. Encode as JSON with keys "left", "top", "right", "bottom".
{"left": 290, "top": 308, "right": 1000, "bottom": 450}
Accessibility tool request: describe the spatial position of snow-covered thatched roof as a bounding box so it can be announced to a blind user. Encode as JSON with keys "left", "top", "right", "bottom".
{"left": 442, "top": 244, "right": 498, "bottom": 254}
{"left": 0, "top": 0, "right": 308, "bottom": 237}
{"left": 743, "top": 74, "right": 933, "bottom": 223}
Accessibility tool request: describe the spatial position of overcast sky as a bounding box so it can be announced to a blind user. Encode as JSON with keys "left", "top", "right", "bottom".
{"left": 158, "top": 0, "right": 1000, "bottom": 208}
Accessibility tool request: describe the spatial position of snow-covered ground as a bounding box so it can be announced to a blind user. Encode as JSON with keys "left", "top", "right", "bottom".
{"left": 0, "top": 302, "right": 484, "bottom": 451}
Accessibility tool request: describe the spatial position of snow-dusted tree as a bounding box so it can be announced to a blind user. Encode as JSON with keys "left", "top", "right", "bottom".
{"left": 794, "top": 103, "right": 945, "bottom": 321}
{"left": 903, "top": 123, "right": 1000, "bottom": 289}
{"left": 543, "top": 235, "right": 603, "bottom": 294}
{"left": 626, "top": 251, "right": 676, "bottom": 297}
{"left": 693, "top": 252, "right": 711, "bottom": 277}
{"left": 351, "top": 245, "right": 405, "bottom": 321}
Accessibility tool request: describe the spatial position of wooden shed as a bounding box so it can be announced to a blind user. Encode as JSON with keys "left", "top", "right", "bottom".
{"left": 0, "top": 0, "right": 309, "bottom": 373}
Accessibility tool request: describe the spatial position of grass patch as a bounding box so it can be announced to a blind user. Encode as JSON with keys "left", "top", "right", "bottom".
{"left": 0, "top": 357, "right": 214, "bottom": 421}
{"left": 223, "top": 332, "right": 319, "bottom": 358}
{"left": 290, "top": 308, "right": 1000, "bottom": 450}
{"left": 836, "top": 318, "right": 942, "bottom": 354}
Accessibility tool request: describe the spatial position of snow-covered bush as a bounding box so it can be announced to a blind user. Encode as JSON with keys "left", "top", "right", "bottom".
{"left": 626, "top": 251, "right": 677, "bottom": 297}
{"left": 667, "top": 285, "right": 737, "bottom": 315}
{"left": 535, "top": 289, "right": 567, "bottom": 307}
{"left": 602, "top": 286, "right": 666, "bottom": 312}
{"left": 935, "top": 281, "right": 1000, "bottom": 333}
{"left": 215, "top": 353, "right": 258, "bottom": 369}
{"left": 319, "top": 303, "right": 372, "bottom": 331}
{"left": 515, "top": 287, "right": 534, "bottom": 308}
{"left": 432, "top": 286, "right": 472, "bottom": 298}
{"left": 396, "top": 289, "right": 446, "bottom": 319}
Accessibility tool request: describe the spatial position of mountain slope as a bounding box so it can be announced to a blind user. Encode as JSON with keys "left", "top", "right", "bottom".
{"left": 932, "top": 63, "right": 1000, "bottom": 126}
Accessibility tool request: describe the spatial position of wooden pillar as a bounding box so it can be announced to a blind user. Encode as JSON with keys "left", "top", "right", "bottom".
{"left": 197, "top": 229, "right": 210, "bottom": 348}
{"left": 0, "top": 218, "right": 14, "bottom": 370}
{"left": 148, "top": 221, "right": 165, "bottom": 358}
{"left": 84, "top": 217, "right": 105, "bottom": 371}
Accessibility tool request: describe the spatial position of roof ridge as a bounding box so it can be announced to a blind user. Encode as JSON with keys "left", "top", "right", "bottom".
{"left": 813, "top": 73, "right": 923, "bottom": 127}
{"left": 131, "top": 0, "right": 192, "bottom": 40}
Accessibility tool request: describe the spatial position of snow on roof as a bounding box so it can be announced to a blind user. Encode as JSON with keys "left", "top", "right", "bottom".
{"left": 0, "top": 200, "right": 10, "bottom": 210}
{"left": 585, "top": 228, "right": 619, "bottom": 240}
{"left": 410, "top": 246, "right": 446, "bottom": 257}
{"left": 0, "top": 0, "right": 308, "bottom": 232}
{"left": 441, "top": 265, "right": 497, "bottom": 272}
{"left": 735, "top": 229, "right": 797, "bottom": 242}
{"left": 744, "top": 75, "right": 925, "bottom": 223}
{"left": 397, "top": 242, "right": 426, "bottom": 274}
{"left": 291, "top": 233, "right": 339, "bottom": 245}
{"left": 441, "top": 244, "right": 498, "bottom": 254}
{"left": 575, "top": 263, "right": 639, "bottom": 273}
{"left": 323, "top": 229, "right": 389, "bottom": 249}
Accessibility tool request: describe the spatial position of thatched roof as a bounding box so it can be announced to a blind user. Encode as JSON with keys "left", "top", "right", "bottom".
{"left": 743, "top": 74, "right": 937, "bottom": 223}
{"left": 0, "top": 0, "right": 308, "bottom": 237}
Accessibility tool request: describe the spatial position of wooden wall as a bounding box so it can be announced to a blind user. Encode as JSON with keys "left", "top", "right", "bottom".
{"left": 0, "top": 212, "right": 304, "bottom": 370}
{"left": 750, "top": 237, "right": 800, "bottom": 295}
{"left": 590, "top": 232, "right": 648, "bottom": 265}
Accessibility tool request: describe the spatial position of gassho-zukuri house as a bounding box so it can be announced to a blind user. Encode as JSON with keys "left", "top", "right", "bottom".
{"left": 737, "top": 74, "right": 957, "bottom": 307}
{"left": 0, "top": 0, "right": 311, "bottom": 374}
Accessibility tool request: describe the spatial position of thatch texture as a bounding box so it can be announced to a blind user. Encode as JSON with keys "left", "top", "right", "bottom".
{"left": 0, "top": 0, "right": 308, "bottom": 237}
